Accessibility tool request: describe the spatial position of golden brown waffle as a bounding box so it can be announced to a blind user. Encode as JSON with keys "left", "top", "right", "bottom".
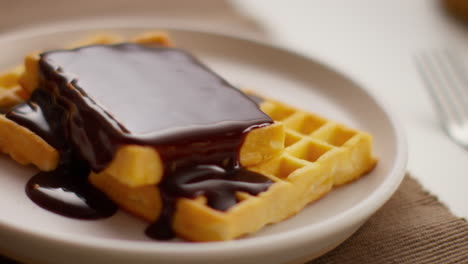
{"left": 0, "top": 32, "right": 284, "bottom": 172}
{"left": 174, "top": 96, "right": 376, "bottom": 241}
{"left": 0, "top": 31, "right": 285, "bottom": 219}
{"left": 91, "top": 94, "right": 377, "bottom": 241}
{"left": 0, "top": 64, "right": 57, "bottom": 170}
{"left": 0, "top": 66, "right": 29, "bottom": 108}
{"left": 0, "top": 32, "right": 376, "bottom": 242}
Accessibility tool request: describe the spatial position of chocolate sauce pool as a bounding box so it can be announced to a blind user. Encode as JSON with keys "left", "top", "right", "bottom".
{"left": 25, "top": 160, "right": 117, "bottom": 219}
{"left": 6, "top": 43, "right": 273, "bottom": 239}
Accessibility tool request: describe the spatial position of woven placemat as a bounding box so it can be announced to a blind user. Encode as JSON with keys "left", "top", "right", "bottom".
{"left": 309, "top": 174, "right": 468, "bottom": 264}
{"left": 2, "top": 174, "right": 466, "bottom": 263}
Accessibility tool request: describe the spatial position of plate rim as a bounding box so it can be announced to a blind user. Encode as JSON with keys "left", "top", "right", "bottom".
{"left": 0, "top": 22, "right": 407, "bottom": 257}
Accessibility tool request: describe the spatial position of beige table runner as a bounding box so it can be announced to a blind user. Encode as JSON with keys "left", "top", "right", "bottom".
{"left": 310, "top": 174, "right": 468, "bottom": 264}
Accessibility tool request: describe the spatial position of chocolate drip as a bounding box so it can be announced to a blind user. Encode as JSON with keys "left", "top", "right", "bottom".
{"left": 26, "top": 161, "right": 117, "bottom": 219}
{"left": 6, "top": 43, "right": 273, "bottom": 239}
{"left": 146, "top": 165, "right": 272, "bottom": 240}
{"left": 164, "top": 165, "right": 272, "bottom": 211}
{"left": 9, "top": 88, "right": 68, "bottom": 150}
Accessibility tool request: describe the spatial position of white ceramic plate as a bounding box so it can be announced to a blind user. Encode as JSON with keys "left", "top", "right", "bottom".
{"left": 0, "top": 24, "right": 407, "bottom": 264}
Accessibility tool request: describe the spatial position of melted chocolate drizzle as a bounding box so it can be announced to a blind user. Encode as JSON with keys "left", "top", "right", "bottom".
{"left": 26, "top": 162, "right": 117, "bottom": 219}
{"left": 6, "top": 43, "right": 273, "bottom": 239}
{"left": 146, "top": 165, "right": 272, "bottom": 239}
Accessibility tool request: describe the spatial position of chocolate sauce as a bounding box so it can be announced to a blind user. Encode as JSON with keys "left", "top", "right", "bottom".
{"left": 26, "top": 162, "right": 117, "bottom": 219}
{"left": 166, "top": 165, "right": 272, "bottom": 211}
{"left": 146, "top": 165, "right": 272, "bottom": 240}
{"left": 6, "top": 43, "right": 273, "bottom": 239}
{"left": 9, "top": 88, "right": 68, "bottom": 150}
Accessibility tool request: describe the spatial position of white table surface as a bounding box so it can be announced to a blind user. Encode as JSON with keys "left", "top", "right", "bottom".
{"left": 233, "top": 0, "right": 468, "bottom": 218}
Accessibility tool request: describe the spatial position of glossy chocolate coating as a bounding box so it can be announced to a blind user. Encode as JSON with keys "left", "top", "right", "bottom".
{"left": 7, "top": 43, "right": 273, "bottom": 238}
{"left": 26, "top": 160, "right": 118, "bottom": 219}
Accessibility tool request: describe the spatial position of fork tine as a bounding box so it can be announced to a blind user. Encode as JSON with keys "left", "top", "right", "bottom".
{"left": 440, "top": 50, "right": 468, "bottom": 118}
{"left": 415, "top": 51, "right": 468, "bottom": 149}
{"left": 427, "top": 52, "right": 468, "bottom": 125}
{"left": 414, "top": 53, "right": 462, "bottom": 126}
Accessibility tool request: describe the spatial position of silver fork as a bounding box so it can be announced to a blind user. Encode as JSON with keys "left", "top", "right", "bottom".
{"left": 415, "top": 50, "right": 468, "bottom": 149}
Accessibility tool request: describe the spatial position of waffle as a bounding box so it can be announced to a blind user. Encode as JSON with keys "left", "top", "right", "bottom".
{"left": 0, "top": 32, "right": 376, "bottom": 242}
{"left": 91, "top": 94, "right": 377, "bottom": 241}
{"left": 0, "top": 66, "right": 29, "bottom": 109}
{"left": 0, "top": 32, "right": 284, "bottom": 173}
{"left": 0, "top": 32, "right": 285, "bottom": 221}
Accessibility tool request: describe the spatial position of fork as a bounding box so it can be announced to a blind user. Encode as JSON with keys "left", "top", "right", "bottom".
{"left": 415, "top": 50, "right": 468, "bottom": 149}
